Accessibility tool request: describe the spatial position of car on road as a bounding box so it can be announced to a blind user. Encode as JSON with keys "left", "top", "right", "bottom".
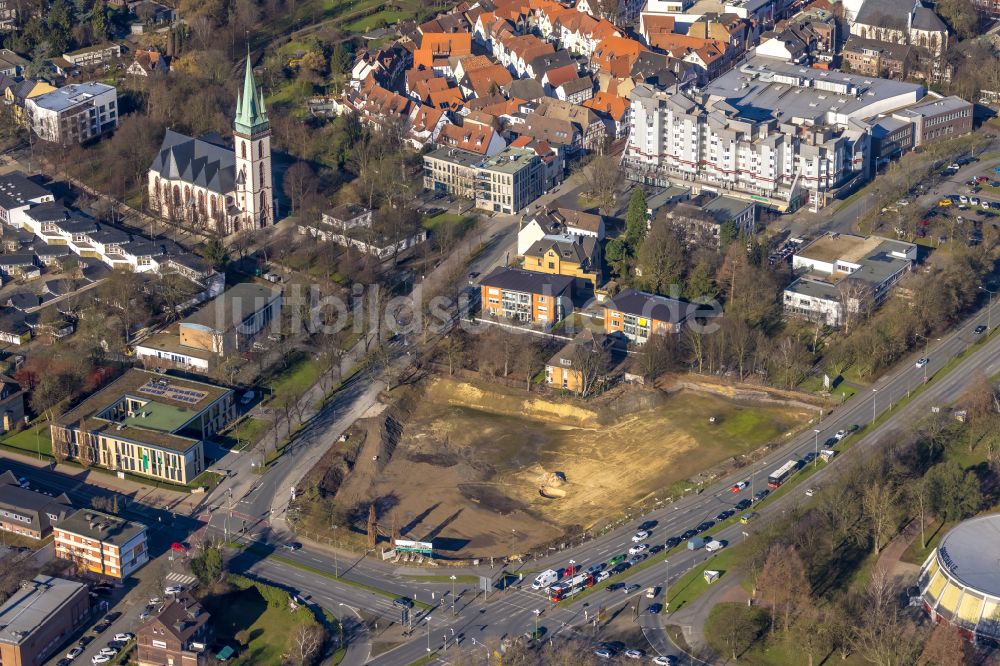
{"left": 753, "top": 490, "right": 770, "bottom": 502}
{"left": 740, "top": 512, "right": 757, "bottom": 524}
{"left": 976, "top": 325, "right": 988, "bottom": 334}
{"left": 587, "top": 563, "right": 605, "bottom": 575}
{"left": 916, "top": 358, "right": 929, "bottom": 368}
{"left": 607, "top": 583, "right": 625, "bottom": 591}
{"left": 623, "top": 584, "right": 640, "bottom": 594}
{"left": 680, "top": 529, "right": 698, "bottom": 540}
{"left": 730, "top": 481, "right": 748, "bottom": 493}
{"left": 716, "top": 509, "right": 735, "bottom": 521}
{"left": 803, "top": 452, "right": 817, "bottom": 464}
{"left": 628, "top": 553, "right": 648, "bottom": 565}
{"left": 392, "top": 597, "right": 414, "bottom": 609}
{"left": 696, "top": 521, "right": 715, "bottom": 533}
{"left": 624, "top": 649, "right": 645, "bottom": 659}
{"left": 66, "top": 647, "right": 83, "bottom": 660}
{"left": 638, "top": 520, "right": 658, "bottom": 531}
{"left": 112, "top": 633, "right": 134, "bottom": 643}
{"left": 596, "top": 570, "right": 611, "bottom": 583}
{"left": 646, "top": 587, "right": 658, "bottom": 598}
{"left": 283, "top": 542, "right": 302, "bottom": 551}
{"left": 834, "top": 429, "right": 847, "bottom": 441}
{"left": 653, "top": 657, "right": 677, "bottom": 666}
{"left": 648, "top": 603, "right": 663, "bottom": 614}
{"left": 608, "top": 554, "right": 627, "bottom": 567}
{"left": 628, "top": 543, "right": 648, "bottom": 556}
{"left": 631, "top": 530, "right": 649, "bottom": 542}
{"left": 612, "top": 563, "right": 631, "bottom": 575}
{"left": 735, "top": 499, "right": 752, "bottom": 510}
{"left": 665, "top": 536, "right": 682, "bottom": 549}
{"left": 705, "top": 539, "right": 725, "bottom": 552}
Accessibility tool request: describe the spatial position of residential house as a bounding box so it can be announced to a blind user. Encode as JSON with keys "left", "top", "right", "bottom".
{"left": 842, "top": 36, "right": 913, "bottom": 78}
{"left": 136, "top": 595, "right": 211, "bottom": 666}
{"left": 523, "top": 233, "right": 602, "bottom": 287}
{"left": 6, "top": 78, "right": 56, "bottom": 125}
{"left": 509, "top": 135, "right": 565, "bottom": 190}
{"left": 591, "top": 37, "right": 646, "bottom": 77}
{"left": 582, "top": 91, "right": 629, "bottom": 140}
{"left": 479, "top": 266, "right": 576, "bottom": 325}
{"left": 665, "top": 193, "right": 756, "bottom": 246}
{"left": 414, "top": 32, "right": 473, "bottom": 76}
{"left": 518, "top": 206, "right": 605, "bottom": 255}
{"left": 520, "top": 113, "right": 580, "bottom": 152}
{"left": 437, "top": 122, "right": 506, "bottom": 156}
{"left": 557, "top": 77, "right": 594, "bottom": 104}
{"left": 54, "top": 509, "right": 148, "bottom": 579}
{"left": 127, "top": 49, "right": 169, "bottom": 77}
{"left": 0, "top": 470, "right": 70, "bottom": 539}
{"left": 407, "top": 104, "right": 449, "bottom": 149}
{"left": 603, "top": 289, "right": 699, "bottom": 343}
{"left": 545, "top": 330, "right": 612, "bottom": 393}
{"left": 536, "top": 98, "right": 606, "bottom": 151}
{"left": 0, "top": 49, "right": 28, "bottom": 76}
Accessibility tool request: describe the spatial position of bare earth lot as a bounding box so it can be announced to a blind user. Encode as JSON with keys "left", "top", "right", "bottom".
{"left": 337, "top": 377, "right": 811, "bottom": 557}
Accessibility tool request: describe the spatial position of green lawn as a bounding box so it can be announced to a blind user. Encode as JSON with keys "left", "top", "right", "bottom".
{"left": 664, "top": 546, "right": 745, "bottom": 613}
{"left": 228, "top": 418, "right": 269, "bottom": 450}
{"left": 344, "top": 8, "right": 411, "bottom": 32}
{"left": 271, "top": 354, "right": 323, "bottom": 398}
{"left": 203, "top": 576, "right": 320, "bottom": 665}
{"left": 422, "top": 211, "right": 472, "bottom": 232}
{"left": 2, "top": 424, "right": 52, "bottom": 457}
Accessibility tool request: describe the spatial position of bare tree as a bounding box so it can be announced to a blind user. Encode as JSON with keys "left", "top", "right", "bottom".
{"left": 838, "top": 277, "right": 874, "bottom": 333}
{"left": 583, "top": 155, "right": 623, "bottom": 214}
{"left": 756, "top": 543, "right": 809, "bottom": 633}
{"left": 439, "top": 335, "right": 463, "bottom": 375}
{"left": 286, "top": 623, "right": 325, "bottom": 666}
{"left": 572, "top": 340, "right": 608, "bottom": 398}
{"left": 850, "top": 567, "right": 922, "bottom": 666}
{"left": 862, "top": 481, "right": 900, "bottom": 554}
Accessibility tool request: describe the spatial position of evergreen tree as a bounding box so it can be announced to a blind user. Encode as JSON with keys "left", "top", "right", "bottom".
{"left": 624, "top": 188, "right": 647, "bottom": 246}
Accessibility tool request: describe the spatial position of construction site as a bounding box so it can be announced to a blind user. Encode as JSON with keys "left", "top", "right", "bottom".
{"left": 291, "top": 375, "right": 815, "bottom": 558}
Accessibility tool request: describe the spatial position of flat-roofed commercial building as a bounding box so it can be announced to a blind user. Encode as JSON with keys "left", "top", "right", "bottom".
{"left": 782, "top": 233, "right": 916, "bottom": 326}
{"left": 0, "top": 576, "right": 89, "bottom": 665}
{"left": 475, "top": 146, "right": 544, "bottom": 214}
{"left": 135, "top": 283, "right": 281, "bottom": 372}
{"left": 50, "top": 369, "right": 235, "bottom": 485}
{"left": 24, "top": 82, "right": 118, "bottom": 145}
{"left": 54, "top": 509, "right": 148, "bottom": 579}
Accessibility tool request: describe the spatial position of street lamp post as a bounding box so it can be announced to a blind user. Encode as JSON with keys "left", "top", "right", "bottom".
{"left": 426, "top": 616, "right": 432, "bottom": 653}
{"left": 872, "top": 388, "right": 878, "bottom": 424}
{"left": 533, "top": 609, "right": 541, "bottom": 637}
{"left": 982, "top": 286, "right": 996, "bottom": 331}
{"left": 664, "top": 559, "right": 670, "bottom": 612}
{"left": 450, "top": 575, "right": 457, "bottom": 616}
{"left": 332, "top": 525, "right": 339, "bottom": 577}
{"left": 813, "top": 428, "right": 820, "bottom": 467}
{"left": 471, "top": 637, "right": 489, "bottom": 665}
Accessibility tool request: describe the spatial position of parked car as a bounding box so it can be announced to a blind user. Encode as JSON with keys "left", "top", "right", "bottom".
{"left": 91, "top": 657, "right": 110, "bottom": 665}
{"left": 624, "top": 649, "right": 645, "bottom": 659}
{"left": 164, "top": 585, "right": 184, "bottom": 596}
{"left": 65, "top": 647, "right": 83, "bottom": 660}
{"left": 594, "top": 648, "right": 613, "bottom": 659}
{"left": 112, "top": 633, "right": 134, "bottom": 643}
{"left": 653, "top": 657, "right": 677, "bottom": 666}
{"left": 92, "top": 621, "right": 111, "bottom": 634}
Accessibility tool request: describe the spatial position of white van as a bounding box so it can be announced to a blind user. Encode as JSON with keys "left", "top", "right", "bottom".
{"left": 531, "top": 569, "right": 559, "bottom": 590}
{"left": 705, "top": 540, "right": 724, "bottom": 553}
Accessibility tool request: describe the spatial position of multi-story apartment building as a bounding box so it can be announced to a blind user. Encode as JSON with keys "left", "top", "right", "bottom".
{"left": 0, "top": 576, "right": 90, "bottom": 666}
{"left": 0, "top": 172, "right": 55, "bottom": 229}
{"left": 475, "top": 147, "right": 544, "bottom": 214}
{"left": 50, "top": 369, "right": 235, "bottom": 485}
{"left": 424, "top": 146, "right": 550, "bottom": 214}
{"left": 523, "top": 234, "right": 602, "bottom": 288}
{"left": 54, "top": 509, "right": 148, "bottom": 580}
{"left": 782, "top": 233, "right": 916, "bottom": 326}
{"left": 24, "top": 82, "right": 118, "bottom": 145}
{"left": 62, "top": 43, "right": 122, "bottom": 67}
{"left": 623, "top": 56, "right": 927, "bottom": 211}
{"left": 479, "top": 267, "right": 575, "bottom": 325}
{"left": 0, "top": 471, "right": 71, "bottom": 540}
{"left": 602, "top": 289, "right": 698, "bottom": 344}
{"left": 137, "top": 595, "right": 211, "bottom": 666}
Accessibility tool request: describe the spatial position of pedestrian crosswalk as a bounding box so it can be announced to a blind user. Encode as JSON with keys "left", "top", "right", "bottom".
{"left": 165, "top": 572, "right": 196, "bottom": 586}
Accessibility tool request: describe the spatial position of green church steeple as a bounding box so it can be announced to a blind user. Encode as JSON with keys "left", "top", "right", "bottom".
{"left": 235, "top": 51, "right": 268, "bottom": 136}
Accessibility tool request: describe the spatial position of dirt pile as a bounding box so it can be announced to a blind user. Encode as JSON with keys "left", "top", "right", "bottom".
{"left": 539, "top": 471, "right": 568, "bottom": 499}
